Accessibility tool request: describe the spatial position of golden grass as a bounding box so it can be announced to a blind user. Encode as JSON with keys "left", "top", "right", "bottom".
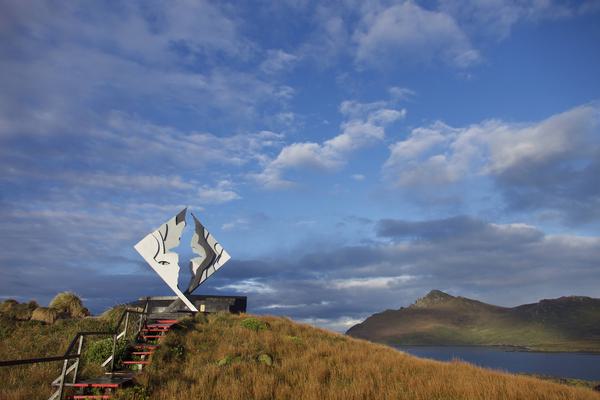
{"left": 31, "top": 307, "right": 59, "bottom": 324}
{"left": 122, "top": 313, "right": 600, "bottom": 400}
{"left": 0, "top": 315, "right": 113, "bottom": 400}
{"left": 49, "top": 291, "right": 90, "bottom": 318}
{"left": 0, "top": 299, "right": 38, "bottom": 320}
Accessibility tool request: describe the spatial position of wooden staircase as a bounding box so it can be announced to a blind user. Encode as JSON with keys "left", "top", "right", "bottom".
{"left": 57, "top": 319, "right": 179, "bottom": 399}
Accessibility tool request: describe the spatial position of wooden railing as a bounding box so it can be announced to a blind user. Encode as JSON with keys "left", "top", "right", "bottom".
{"left": 0, "top": 300, "right": 149, "bottom": 400}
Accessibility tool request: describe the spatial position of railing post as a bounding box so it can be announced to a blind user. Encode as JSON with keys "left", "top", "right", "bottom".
{"left": 57, "top": 358, "right": 69, "bottom": 400}
{"left": 72, "top": 335, "right": 84, "bottom": 384}
{"left": 123, "top": 311, "right": 130, "bottom": 339}
{"left": 144, "top": 297, "right": 149, "bottom": 323}
{"left": 138, "top": 298, "right": 149, "bottom": 333}
{"left": 109, "top": 332, "right": 117, "bottom": 375}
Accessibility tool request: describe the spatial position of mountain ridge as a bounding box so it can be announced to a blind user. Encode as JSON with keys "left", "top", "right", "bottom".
{"left": 346, "top": 290, "right": 600, "bottom": 352}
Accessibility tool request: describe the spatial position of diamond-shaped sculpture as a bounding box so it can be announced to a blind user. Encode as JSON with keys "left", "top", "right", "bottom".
{"left": 187, "top": 213, "right": 231, "bottom": 294}
{"left": 134, "top": 208, "right": 231, "bottom": 311}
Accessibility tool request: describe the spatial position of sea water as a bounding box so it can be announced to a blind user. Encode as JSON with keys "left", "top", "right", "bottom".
{"left": 393, "top": 345, "right": 600, "bottom": 381}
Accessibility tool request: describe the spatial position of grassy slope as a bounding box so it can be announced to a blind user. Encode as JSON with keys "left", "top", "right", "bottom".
{"left": 0, "top": 312, "right": 118, "bottom": 400}
{"left": 116, "top": 312, "right": 600, "bottom": 400}
{"left": 346, "top": 291, "right": 600, "bottom": 352}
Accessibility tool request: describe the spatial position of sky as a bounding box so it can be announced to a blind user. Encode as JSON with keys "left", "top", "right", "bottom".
{"left": 1, "top": 0, "right": 599, "bottom": 332}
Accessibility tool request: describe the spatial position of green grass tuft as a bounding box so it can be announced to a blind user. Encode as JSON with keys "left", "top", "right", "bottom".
{"left": 84, "top": 337, "right": 129, "bottom": 368}
{"left": 241, "top": 317, "right": 269, "bottom": 332}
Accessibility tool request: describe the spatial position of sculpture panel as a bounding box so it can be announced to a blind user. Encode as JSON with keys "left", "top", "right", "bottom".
{"left": 134, "top": 208, "right": 231, "bottom": 311}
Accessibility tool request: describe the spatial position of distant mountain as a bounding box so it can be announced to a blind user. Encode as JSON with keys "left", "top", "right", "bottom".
{"left": 346, "top": 290, "right": 600, "bottom": 352}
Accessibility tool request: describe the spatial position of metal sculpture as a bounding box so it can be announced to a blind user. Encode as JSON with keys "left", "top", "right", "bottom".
{"left": 134, "top": 208, "right": 230, "bottom": 311}
{"left": 187, "top": 213, "right": 231, "bottom": 294}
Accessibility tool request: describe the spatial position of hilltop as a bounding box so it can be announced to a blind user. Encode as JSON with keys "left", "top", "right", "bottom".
{"left": 1, "top": 297, "right": 600, "bottom": 399}
{"left": 112, "top": 312, "right": 599, "bottom": 400}
{"left": 346, "top": 290, "right": 600, "bottom": 352}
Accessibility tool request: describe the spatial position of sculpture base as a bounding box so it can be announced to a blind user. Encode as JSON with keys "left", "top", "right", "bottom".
{"left": 135, "top": 295, "right": 247, "bottom": 314}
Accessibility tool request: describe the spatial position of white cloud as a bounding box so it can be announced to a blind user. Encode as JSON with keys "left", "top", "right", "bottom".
{"left": 351, "top": 174, "right": 365, "bottom": 181}
{"left": 221, "top": 218, "right": 249, "bottom": 231}
{"left": 383, "top": 103, "right": 600, "bottom": 186}
{"left": 260, "top": 303, "right": 306, "bottom": 310}
{"left": 260, "top": 49, "right": 299, "bottom": 74}
{"left": 483, "top": 105, "right": 598, "bottom": 174}
{"left": 437, "top": 0, "right": 593, "bottom": 41}
{"left": 330, "top": 275, "right": 415, "bottom": 290}
{"left": 216, "top": 279, "right": 275, "bottom": 294}
{"left": 298, "top": 9, "right": 350, "bottom": 67}
{"left": 388, "top": 86, "right": 416, "bottom": 101}
{"left": 66, "top": 173, "right": 196, "bottom": 191}
{"left": 259, "top": 301, "right": 332, "bottom": 310}
{"left": 99, "top": 114, "right": 285, "bottom": 168}
{"left": 298, "top": 316, "right": 366, "bottom": 333}
{"left": 254, "top": 99, "right": 406, "bottom": 189}
{"left": 198, "top": 180, "right": 241, "bottom": 204}
{"left": 354, "top": 2, "right": 480, "bottom": 68}
{"left": 0, "top": 1, "right": 293, "bottom": 142}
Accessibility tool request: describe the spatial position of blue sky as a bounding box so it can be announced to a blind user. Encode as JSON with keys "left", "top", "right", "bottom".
{"left": 1, "top": 1, "right": 600, "bottom": 331}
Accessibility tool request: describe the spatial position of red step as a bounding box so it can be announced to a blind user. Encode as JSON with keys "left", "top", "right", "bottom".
{"left": 131, "top": 351, "right": 153, "bottom": 355}
{"left": 63, "top": 375, "right": 133, "bottom": 389}
{"left": 141, "top": 329, "right": 168, "bottom": 333}
{"left": 132, "top": 344, "right": 157, "bottom": 349}
{"left": 154, "top": 319, "right": 178, "bottom": 324}
{"left": 122, "top": 360, "right": 151, "bottom": 365}
{"left": 142, "top": 335, "right": 163, "bottom": 339}
{"left": 71, "top": 383, "right": 119, "bottom": 388}
{"left": 68, "top": 396, "right": 112, "bottom": 399}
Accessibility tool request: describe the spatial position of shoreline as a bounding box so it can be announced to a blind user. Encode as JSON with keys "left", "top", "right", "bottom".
{"left": 386, "top": 343, "right": 600, "bottom": 354}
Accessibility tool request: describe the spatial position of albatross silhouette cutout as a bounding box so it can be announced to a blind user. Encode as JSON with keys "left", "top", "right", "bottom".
{"left": 133, "top": 208, "right": 231, "bottom": 312}
{"left": 186, "top": 213, "right": 231, "bottom": 294}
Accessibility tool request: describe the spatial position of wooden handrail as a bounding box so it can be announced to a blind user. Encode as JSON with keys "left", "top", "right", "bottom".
{"left": 0, "top": 306, "right": 148, "bottom": 367}
{"left": 0, "top": 354, "right": 80, "bottom": 367}
{"left": 0, "top": 300, "right": 150, "bottom": 400}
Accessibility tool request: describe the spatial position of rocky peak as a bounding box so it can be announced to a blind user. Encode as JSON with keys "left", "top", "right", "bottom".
{"left": 410, "top": 290, "right": 455, "bottom": 308}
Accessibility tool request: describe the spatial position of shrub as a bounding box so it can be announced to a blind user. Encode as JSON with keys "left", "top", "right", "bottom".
{"left": 85, "top": 337, "right": 129, "bottom": 368}
{"left": 217, "top": 355, "right": 233, "bottom": 366}
{"left": 257, "top": 353, "right": 273, "bottom": 366}
{"left": 0, "top": 299, "right": 18, "bottom": 312}
{"left": 99, "top": 305, "right": 128, "bottom": 323}
{"left": 27, "top": 300, "right": 39, "bottom": 309}
{"left": 0, "top": 299, "right": 38, "bottom": 320}
{"left": 168, "top": 344, "right": 185, "bottom": 360}
{"left": 217, "top": 354, "right": 243, "bottom": 366}
{"left": 49, "top": 292, "right": 90, "bottom": 318}
{"left": 31, "top": 307, "right": 59, "bottom": 324}
{"left": 240, "top": 317, "right": 269, "bottom": 332}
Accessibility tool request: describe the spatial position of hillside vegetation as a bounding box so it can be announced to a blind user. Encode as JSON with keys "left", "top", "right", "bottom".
{"left": 347, "top": 290, "right": 600, "bottom": 352}
{"left": 114, "top": 312, "right": 600, "bottom": 400}
{"left": 0, "top": 297, "right": 121, "bottom": 400}
{"left": 1, "top": 296, "right": 599, "bottom": 400}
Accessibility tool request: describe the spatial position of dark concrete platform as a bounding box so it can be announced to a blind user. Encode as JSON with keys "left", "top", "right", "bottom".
{"left": 133, "top": 295, "right": 247, "bottom": 314}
